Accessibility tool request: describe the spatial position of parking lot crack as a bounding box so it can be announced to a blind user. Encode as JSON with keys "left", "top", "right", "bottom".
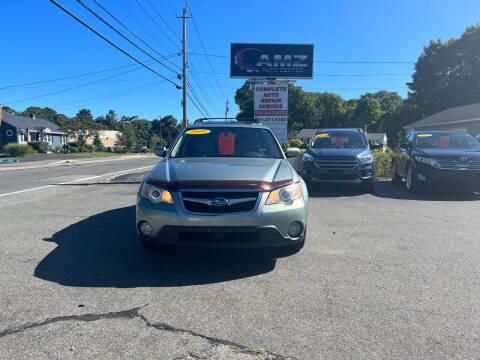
{"left": 0, "top": 306, "right": 144, "bottom": 338}
{"left": 137, "top": 313, "right": 296, "bottom": 359}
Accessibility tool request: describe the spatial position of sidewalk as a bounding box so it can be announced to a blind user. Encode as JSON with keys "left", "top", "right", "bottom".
{"left": 0, "top": 153, "right": 156, "bottom": 172}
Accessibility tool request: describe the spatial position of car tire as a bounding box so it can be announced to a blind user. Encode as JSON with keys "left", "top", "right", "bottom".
{"left": 391, "top": 161, "right": 401, "bottom": 183}
{"left": 138, "top": 235, "right": 156, "bottom": 250}
{"left": 406, "top": 163, "right": 420, "bottom": 193}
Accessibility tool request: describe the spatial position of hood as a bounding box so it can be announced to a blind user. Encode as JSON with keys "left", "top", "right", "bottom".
{"left": 417, "top": 148, "right": 480, "bottom": 159}
{"left": 309, "top": 147, "right": 368, "bottom": 157}
{"left": 147, "top": 157, "right": 295, "bottom": 191}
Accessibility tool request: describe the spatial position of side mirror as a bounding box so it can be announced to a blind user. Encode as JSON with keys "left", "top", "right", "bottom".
{"left": 400, "top": 143, "right": 410, "bottom": 151}
{"left": 285, "top": 147, "right": 301, "bottom": 158}
{"left": 154, "top": 146, "right": 166, "bottom": 157}
{"left": 300, "top": 143, "right": 308, "bottom": 149}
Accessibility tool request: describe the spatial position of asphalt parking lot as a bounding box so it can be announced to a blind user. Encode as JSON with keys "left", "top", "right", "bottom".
{"left": 1, "top": 160, "right": 480, "bottom": 359}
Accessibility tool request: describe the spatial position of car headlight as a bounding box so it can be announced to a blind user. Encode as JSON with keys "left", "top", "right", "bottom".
{"left": 266, "top": 182, "right": 303, "bottom": 205}
{"left": 357, "top": 150, "right": 374, "bottom": 164}
{"left": 302, "top": 153, "right": 315, "bottom": 162}
{"left": 415, "top": 155, "right": 439, "bottom": 167}
{"left": 140, "top": 183, "right": 174, "bottom": 204}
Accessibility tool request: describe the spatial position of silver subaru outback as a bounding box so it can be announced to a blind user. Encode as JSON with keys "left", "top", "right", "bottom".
{"left": 136, "top": 119, "right": 308, "bottom": 254}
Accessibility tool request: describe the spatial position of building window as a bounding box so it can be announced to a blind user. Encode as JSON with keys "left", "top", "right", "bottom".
{"left": 19, "top": 134, "right": 26, "bottom": 142}
{"left": 43, "top": 134, "right": 52, "bottom": 143}
{"left": 30, "top": 133, "right": 39, "bottom": 142}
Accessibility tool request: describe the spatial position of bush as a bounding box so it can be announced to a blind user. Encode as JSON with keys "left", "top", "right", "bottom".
{"left": 28, "top": 141, "right": 49, "bottom": 153}
{"left": 373, "top": 148, "right": 393, "bottom": 178}
{"left": 5, "top": 143, "right": 34, "bottom": 157}
{"left": 81, "top": 144, "right": 96, "bottom": 153}
{"left": 113, "top": 146, "right": 127, "bottom": 153}
{"left": 70, "top": 146, "right": 80, "bottom": 153}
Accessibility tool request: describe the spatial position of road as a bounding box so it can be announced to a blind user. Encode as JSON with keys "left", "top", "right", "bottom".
{"left": 1, "top": 158, "right": 480, "bottom": 359}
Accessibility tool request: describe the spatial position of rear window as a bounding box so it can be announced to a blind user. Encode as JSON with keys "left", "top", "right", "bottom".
{"left": 170, "top": 127, "right": 283, "bottom": 158}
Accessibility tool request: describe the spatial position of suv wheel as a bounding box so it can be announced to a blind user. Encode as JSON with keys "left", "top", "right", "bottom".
{"left": 406, "top": 164, "right": 420, "bottom": 193}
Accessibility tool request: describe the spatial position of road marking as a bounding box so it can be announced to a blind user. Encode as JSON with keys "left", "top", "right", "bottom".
{"left": 0, "top": 165, "right": 153, "bottom": 198}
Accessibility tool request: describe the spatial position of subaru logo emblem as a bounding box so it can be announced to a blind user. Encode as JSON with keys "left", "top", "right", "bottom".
{"left": 211, "top": 197, "right": 229, "bottom": 207}
{"left": 459, "top": 156, "right": 469, "bottom": 163}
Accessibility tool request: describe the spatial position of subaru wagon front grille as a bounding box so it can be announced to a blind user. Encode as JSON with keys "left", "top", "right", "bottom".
{"left": 180, "top": 191, "right": 260, "bottom": 214}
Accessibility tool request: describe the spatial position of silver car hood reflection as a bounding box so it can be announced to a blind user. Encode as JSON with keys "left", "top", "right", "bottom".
{"left": 149, "top": 157, "right": 295, "bottom": 184}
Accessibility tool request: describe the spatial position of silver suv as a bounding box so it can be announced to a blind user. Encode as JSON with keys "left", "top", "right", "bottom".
{"left": 136, "top": 119, "right": 308, "bottom": 254}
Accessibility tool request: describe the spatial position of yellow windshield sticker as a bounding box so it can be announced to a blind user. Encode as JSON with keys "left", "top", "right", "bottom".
{"left": 315, "top": 134, "right": 330, "bottom": 138}
{"left": 186, "top": 129, "right": 211, "bottom": 135}
{"left": 417, "top": 134, "right": 432, "bottom": 137}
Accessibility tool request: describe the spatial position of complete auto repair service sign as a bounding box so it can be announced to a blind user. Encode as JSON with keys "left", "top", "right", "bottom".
{"left": 254, "top": 85, "right": 288, "bottom": 144}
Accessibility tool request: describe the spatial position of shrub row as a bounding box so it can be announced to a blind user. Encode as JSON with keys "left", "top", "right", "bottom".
{"left": 4, "top": 143, "right": 34, "bottom": 157}
{"left": 373, "top": 148, "right": 393, "bottom": 178}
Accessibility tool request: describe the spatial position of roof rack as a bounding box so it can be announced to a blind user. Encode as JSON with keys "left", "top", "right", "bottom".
{"left": 194, "top": 117, "right": 259, "bottom": 124}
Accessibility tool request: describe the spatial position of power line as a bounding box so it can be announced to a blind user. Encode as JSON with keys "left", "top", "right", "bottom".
{"left": 186, "top": 80, "right": 211, "bottom": 117}
{"left": 187, "top": 52, "right": 415, "bottom": 64}
{"left": 4, "top": 65, "right": 151, "bottom": 105}
{"left": 76, "top": 0, "right": 180, "bottom": 76}
{"left": 90, "top": 0, "right": 181, "bottom": 72}
{"left": 0, "top": 62, "right": 137, "bottom": 90}
{"left": 145, "top": 0, "right": 181, "bottom": 42}
{"left": 191, "top": 71, "right": 412, "bottom": 77}
{"left": 186, "top": 2, "right": 228, "bottom": 99}
{"left": 133, "top": 0, "right": 179, "bottom": 48}
{"left": 186, "top": 91, "right": 208, "bottom": 118}
{"left": 48, "top": 0, "right": 181, "bottom": 88}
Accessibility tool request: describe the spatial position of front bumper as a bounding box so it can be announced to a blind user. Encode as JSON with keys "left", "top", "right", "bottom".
{"left": 136, "top": 190, "right": 308, "bottom": 248}
{"left": 416, "top": 167, "right": 480, "bottom": 187}
{"left": 302, "top": 161, "right": 375, "bottom": 184}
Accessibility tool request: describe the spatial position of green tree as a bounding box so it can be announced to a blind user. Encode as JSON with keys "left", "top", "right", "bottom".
{"left": 408, "top": 24, "right": 480, "bottom": 116}
{"left": 234, "top": 81, "right": 254, "bottom": 119}
{"left": 354, "top": 97, "right": 384, "bottom": 132}
{"left": 92, "top": 131, "right": 104, "bottom": 151}
{"left": 115, "top": 124, "right": 136, "bottom": 149}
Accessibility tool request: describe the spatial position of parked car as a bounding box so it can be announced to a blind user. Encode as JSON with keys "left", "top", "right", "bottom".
{"left": 392, "top": 131, "right": 480, "bottom": 193}
{"left": 136, "top": 145, "right": 149, "bottom": 153}
{"left": 136, "top": 119, "right": 308, "bottom": 254}
{"left": 300, "top": 128, "right": 377, "bottom": 192}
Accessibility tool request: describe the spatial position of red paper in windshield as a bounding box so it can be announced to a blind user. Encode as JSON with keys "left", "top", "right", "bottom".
{"left": 219, "top": 132, "right": 235, "bottom": 155}
{"left": 439, "top": 136, "right": 450, "bottom": 148}
{"left": 335, "top": 136, "right": 344, "bottom": 147}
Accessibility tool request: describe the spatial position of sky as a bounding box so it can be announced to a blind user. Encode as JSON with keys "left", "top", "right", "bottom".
{"left": 1, "top": 0, "right": 479, "bottom": 123}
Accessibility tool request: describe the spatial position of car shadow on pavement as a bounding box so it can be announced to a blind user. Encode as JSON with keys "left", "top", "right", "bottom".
{"left": 373, "top": 181, "right": 480, "bottom": 201}
{"left": 306, "top": 181, "right": 480, "bottom": 201}
{"left": 34, "top": 206, "right": 276, "bottom": 288}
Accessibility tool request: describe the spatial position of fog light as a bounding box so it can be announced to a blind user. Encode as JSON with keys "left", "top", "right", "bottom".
{"left": 288, "top": 221, "right": 303, "bottom": 238}
{"left": 140, "top": 222, "right": 153, "bottom": 236}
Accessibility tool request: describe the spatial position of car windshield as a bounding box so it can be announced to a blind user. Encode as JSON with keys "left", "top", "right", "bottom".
{"left": 414, "top": 132, "right": 480, "bottom": 149}
{"left": 170, "top": 127, "right": 283, "bottom": 158}
{"left": 311, "top": 132, "right": 367, "bottom": 148}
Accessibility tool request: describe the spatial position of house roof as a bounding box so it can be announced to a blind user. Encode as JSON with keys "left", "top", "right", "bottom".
{"left": 404, "top": 102, "right": 480, "bottom": 129}
{"left": 1, "top": 110, "right": 67, "bottom": 134}
{"left": 294, "top": 128, "right": 318, "bottom": 138}
{"left": 366, "top": 133, "right": 387, "bottom": 142}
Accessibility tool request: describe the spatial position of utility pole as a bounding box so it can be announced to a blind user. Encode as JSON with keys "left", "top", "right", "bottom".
{"left": 225, "top": 100, "right": 229, "bottom": 119}
{"left": 177, "top": 5, "right": 191, "bottom": 127}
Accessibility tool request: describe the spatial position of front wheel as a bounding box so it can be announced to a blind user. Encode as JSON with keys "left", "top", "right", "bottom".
{"left": 406, "top": 164, "right": 421, "bottom": 193}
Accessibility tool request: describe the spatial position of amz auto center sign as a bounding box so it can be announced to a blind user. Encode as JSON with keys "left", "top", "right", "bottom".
{"left": 230, "top": 43, "right": 314, "bottom": 79}
{"left": 254, "top": 85, "right": 288, "bottom": 144}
